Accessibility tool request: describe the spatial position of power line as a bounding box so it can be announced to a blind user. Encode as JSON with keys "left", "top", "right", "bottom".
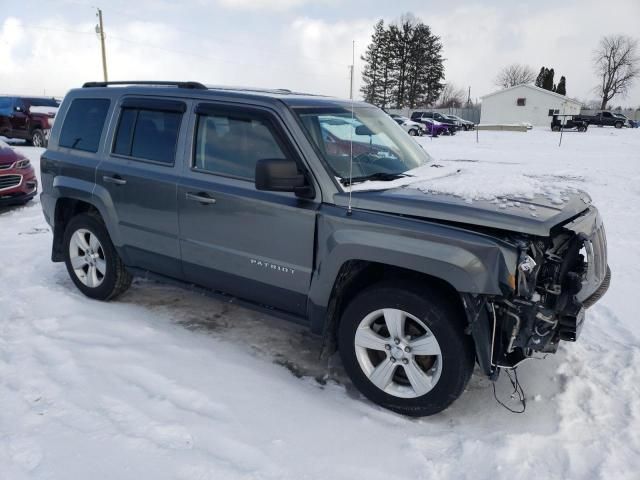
{"left": 20, "top": 25, "right": 94, "bottom": 35}
{"left": 104, "top": 33, "right": 342, "bottom": 81}
{"left": 14, "top": 20, "right": 346, "bottom": 82}
{"left": 42, "top": 0, "right": 350, "bottom": 69}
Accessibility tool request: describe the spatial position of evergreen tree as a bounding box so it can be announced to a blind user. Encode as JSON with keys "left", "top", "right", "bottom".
{"left": 360, "top": 20, "right": 385, "bottom": 105}
{"left": 535, "top": 67, "right": 546, "bottom": 88}
{"left": 359, "top": 15, "right": 444, "bottom": 109}
{"left": 543, "top": 68, "right": 555, "bottom": 91}
{"left": 535, "top": 66, "right": 567, "bottom": 93}
{"left": 556, "top": 76, "right": 566, "bottom": 95}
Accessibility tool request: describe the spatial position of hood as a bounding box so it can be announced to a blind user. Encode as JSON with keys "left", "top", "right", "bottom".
{"left": 337, "top": 188, "right": 591, "bottom": 236}
{"left": 334, "top": 162, "right": 591, "bottom": 236}
{"left": 0, "top": 144, "right": 24, "bottom": 167}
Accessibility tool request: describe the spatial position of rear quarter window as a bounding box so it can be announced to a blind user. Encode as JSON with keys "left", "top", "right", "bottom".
{"left": 59, "top": 98, "right": 110, "bottom": 152}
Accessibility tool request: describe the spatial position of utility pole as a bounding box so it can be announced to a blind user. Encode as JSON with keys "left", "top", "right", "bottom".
{"left": 96, "top": 8, "right": 108, "bottom": 82}
{"left": 349, "top": 40, "right": 355, "bottom": 100}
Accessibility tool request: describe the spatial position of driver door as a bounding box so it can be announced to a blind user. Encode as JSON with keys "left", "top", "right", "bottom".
{"left": 177, "top": 102, "right": 319, "bottom": 316}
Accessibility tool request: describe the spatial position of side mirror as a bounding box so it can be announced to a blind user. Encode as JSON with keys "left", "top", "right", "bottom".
{"left": 255, "top": 158, "right": 314, "bottom": 198}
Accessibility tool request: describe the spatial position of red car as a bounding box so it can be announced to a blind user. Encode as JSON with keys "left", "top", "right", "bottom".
{"left": 0, "top": 140, "right": 37, "bottom": 206}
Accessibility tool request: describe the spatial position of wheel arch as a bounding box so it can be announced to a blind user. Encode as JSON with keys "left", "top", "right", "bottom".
{"left": 52, "top": 197, "right": 103, "bottom": 261}
{"left": 312, "top": 259, "right": 473, "bottom": 359}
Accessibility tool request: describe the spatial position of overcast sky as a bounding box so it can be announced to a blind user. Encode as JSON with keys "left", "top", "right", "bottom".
{"left": 1, "top": 0, "right": 639, "bottom": 106}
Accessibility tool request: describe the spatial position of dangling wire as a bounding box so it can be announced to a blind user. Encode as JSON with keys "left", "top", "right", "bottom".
{"left": 492, "top": 367, "right": 526, "bottom": 414}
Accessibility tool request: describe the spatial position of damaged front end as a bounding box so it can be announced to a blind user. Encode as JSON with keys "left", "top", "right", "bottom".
{"left": 468, "top": 206, "right": 611, "bottom": 377}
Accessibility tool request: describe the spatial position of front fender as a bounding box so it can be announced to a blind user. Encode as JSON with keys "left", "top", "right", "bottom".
{"left": 309, "top": 207, "right": 518, "bottom": 311}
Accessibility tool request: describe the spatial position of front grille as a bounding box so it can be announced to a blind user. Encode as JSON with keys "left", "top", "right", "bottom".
{"left": 0, "top": 163, "right": 13, "bottom": 170}
{"left": 0, "top": 174, "right": 22, "bottom": 191}
{"left": 577, "top": 221, "right": 608, "bottom": 304}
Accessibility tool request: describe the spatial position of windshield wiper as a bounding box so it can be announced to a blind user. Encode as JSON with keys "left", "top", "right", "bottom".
{"left": 340, "top": 172, "right": 412, "bottom": 186}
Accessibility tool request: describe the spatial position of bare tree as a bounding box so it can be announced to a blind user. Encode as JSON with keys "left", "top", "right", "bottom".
{"left": 436, "top": 83, "right": 466, "bottom": 108}
{"left": 593, "top": 35, "right": 640, "bottom": 110}
{"left": 494, "top": 64, "right": 537, "bottom": 88}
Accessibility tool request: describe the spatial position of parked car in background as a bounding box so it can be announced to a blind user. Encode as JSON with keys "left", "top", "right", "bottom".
{"left": 612, "top": 113, "right": 633, "bottom": 127}
{"left": 0, "top": 139, "right": 38, "bottom": 206}
{"left": 551, "top": 114, "right": 588, "bottom": 132}
{"left": 575, "top": 111, "right": 626, "bottom": 129}
{"left": 411, "top": 111, "right": 457, "bottom": 134}
{"left": 444, "top": 114, "right": 475, "bottom": 131}
{"left": 389, "top": 114, "right": 424, "bottom": 136}
{"left": 420, "top": 117, "right": 450, "bottom": 136}
{"left": 0, "top": 96, "right": 59, "bottom": 147}
{"left": 628, "top": 119, "right": 639, "bottom": 128}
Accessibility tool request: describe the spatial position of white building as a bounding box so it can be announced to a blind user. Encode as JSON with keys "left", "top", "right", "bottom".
{"left": 480, "top": 84, "right": 582, "bottom": 126}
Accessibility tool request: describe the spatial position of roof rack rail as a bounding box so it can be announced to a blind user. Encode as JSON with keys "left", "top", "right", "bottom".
{"left": 82, "top": 81, "right": 207, "bottom": 90}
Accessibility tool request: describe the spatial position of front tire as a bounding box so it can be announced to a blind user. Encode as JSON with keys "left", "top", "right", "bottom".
{"left": 29, "top": 129, "right": 46, "bottom": 148}
{"left": 614, "top": 121, "right": 623, "bottom": 129}
{"left": 63, "top": 213, "right": 132, "bottom": 300}
{"left": 408, "top": 128, "right": 418, "bottom": 136}
{"left": 338, "top": 281, "right": 475, "bottom": 417}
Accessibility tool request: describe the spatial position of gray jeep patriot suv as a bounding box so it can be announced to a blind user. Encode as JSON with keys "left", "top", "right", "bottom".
{"left": 40, "top": 81, "right": 611, "bottom": 416}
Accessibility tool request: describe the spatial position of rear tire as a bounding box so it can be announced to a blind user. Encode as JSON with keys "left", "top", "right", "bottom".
{"left": 63, "top": 213, "right": 132, "bottom": 300}
{"left": 338, "top": 280, "right": 475, "bottom": 417}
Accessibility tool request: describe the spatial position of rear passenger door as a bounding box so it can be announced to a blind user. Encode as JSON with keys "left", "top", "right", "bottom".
{"left": 177, "top": 102, "right": 318, "bottom": 316}
{"left": 96, "top": 97, "right": 186, "bottom": 279}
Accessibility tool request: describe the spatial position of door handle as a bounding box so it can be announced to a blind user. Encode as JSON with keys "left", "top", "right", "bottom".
{"left": 186, "top": 192, "right": 216, "bottom": 205}
{"left": 103, "top": 175, "right": 127, "bottom": 185}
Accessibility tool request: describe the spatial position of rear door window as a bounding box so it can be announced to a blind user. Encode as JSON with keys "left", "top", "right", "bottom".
{"left": 112, "top": 98, "right": 184, "bottom": 165}
{"left": 59, "top": 98, "right": 111, "bottom": 152}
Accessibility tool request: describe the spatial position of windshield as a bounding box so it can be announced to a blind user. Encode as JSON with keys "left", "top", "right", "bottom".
{"left": 296, "top": 106, "right": 432, "bottom": 183}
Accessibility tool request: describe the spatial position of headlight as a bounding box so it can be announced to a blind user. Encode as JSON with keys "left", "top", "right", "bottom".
{"left": 14, "top": 159, "right": 31, "bottom": 169}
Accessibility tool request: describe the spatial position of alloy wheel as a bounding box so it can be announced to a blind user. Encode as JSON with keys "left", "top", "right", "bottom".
{"left": 68, "top": 228, "right": 106, "bottom": 288}
{"left": 32, "top": 132, "right": 43, "bottom": 147}
{"left": 353, "top": 308, "right": 443, "bottom": 399}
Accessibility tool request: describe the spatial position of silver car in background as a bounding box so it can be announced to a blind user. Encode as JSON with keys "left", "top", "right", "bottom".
{"left": 389, "top": 114, "right": 425, "bottom": 136}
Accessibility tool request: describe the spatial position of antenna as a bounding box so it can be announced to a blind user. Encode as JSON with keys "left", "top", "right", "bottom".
{"left": 347, "top": 40, "right": 355, "bottom": 216}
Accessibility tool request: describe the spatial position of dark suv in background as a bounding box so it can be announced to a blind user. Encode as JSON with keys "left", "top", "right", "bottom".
{"left": 411, "top": 111, "right": 458, "bottom": 134}
{"left": 0, "top": 96, "right": 59, "bottom": 147}
{"left": 40, "top": 81, "right": 610, "bottom": 416}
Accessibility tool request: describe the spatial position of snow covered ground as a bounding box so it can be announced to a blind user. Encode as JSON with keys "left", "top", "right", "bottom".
{"left": 1, "top": 128, "right": 639, "bottom": 479}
